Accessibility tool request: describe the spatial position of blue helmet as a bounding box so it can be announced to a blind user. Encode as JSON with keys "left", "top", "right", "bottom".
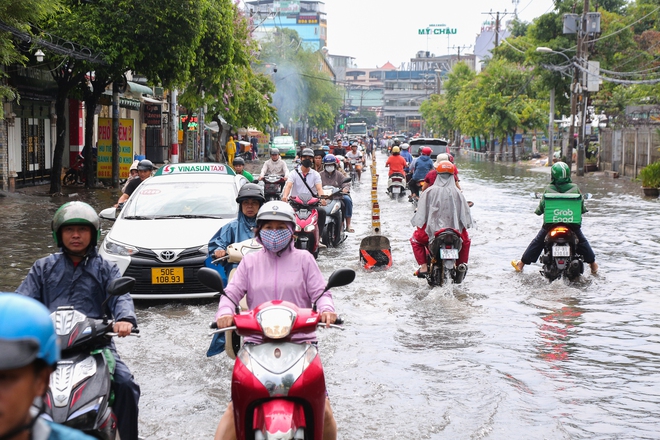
{"left": 322, "top": 154, "right": 337, "bottom": 164}
{"left": 0, "top": 294, "right": 59, "bottom": 369}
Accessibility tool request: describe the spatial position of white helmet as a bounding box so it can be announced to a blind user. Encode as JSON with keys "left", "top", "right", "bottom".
{"left": 256, "top": 201, "right": 295, "bottom": 224}
{"left": 400, "top": 143, "right": 410, "bottom": 150}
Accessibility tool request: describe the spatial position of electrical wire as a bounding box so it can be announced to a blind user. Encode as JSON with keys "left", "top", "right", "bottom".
{"left": 586, "top": 5, "right": 660, "bottom": 45}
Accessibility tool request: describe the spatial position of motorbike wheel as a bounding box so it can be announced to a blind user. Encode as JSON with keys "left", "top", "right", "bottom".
{"left": 63, "top": 172, "right": 77, "bottom": 186}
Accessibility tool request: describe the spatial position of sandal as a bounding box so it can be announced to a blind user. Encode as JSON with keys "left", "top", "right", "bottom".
{"left": 346, "top": 228, "right": 355, "bottom": 233}
{"left": 511, "top": 260, "right": 523, "bottom": 272}
{"left": 414, "top": 268, "right": 428, "bottom": 278}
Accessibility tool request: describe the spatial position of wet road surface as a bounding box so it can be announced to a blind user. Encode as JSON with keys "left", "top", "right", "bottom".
{"left": 2, "top": 153, "right": 660, "bottom": 439}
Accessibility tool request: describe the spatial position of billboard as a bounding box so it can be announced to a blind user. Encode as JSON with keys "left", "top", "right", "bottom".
{"left": 274, "top": 1, "right": 300, "bottom": 13}
{"left": 97, "top": 118, "right": 134, "bottom": 179}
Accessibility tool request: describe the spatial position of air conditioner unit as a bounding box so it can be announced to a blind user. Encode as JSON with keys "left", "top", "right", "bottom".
{"left": 154, "top": 87, "right": 164, "bottom": 98}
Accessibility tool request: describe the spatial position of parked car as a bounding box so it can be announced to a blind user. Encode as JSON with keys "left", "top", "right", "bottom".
{"left": 271, "top": 135, "right": 296, "bottom": 158}
{"left": 98, "top": 163, "right": 247, "bottom": 299}
{"left": 409, "top": 138, "right": 449, "bottom": 159}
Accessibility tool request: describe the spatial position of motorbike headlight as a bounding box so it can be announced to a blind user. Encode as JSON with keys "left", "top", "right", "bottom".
{"left": 65, "top": 397, "right": 102, "bottom": 430}
{"left": 330, "top": 203, "right": 340, "bottom": 215}
{"left": 295, "top": 225, "right": 302, "bottom": 232}
{"left": 302, "top": 344, "right": 318, "bottom": 370}
{"left": 257, "top": 307, "right": 296, "bottom": 339}
{"left": 238, "top": 348, "right": 253, "bottom": 373}
{"left": 103, "top": 238, "right": 139, "bottom": 256}
{"left": 303, "top": 224, "right": 315, "bottom": 232}
{"left": 198, "top": 244, "right": 208, "bottom": 255}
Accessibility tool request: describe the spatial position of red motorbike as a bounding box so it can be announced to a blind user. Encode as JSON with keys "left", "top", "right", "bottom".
{"left": 289, "top": 194, "right": 321, "bottom": 259}
{"left": 198, "top": 267, "right": 355, "bottom": 440}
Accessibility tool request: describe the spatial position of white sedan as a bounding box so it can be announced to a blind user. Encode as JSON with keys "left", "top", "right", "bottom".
{"left": 99, "top": 163, "right": 247, "bottom": 299}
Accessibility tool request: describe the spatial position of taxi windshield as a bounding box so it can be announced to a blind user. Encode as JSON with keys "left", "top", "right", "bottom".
{"left": 122, "top": 181, "right": 238, "bottom": 219}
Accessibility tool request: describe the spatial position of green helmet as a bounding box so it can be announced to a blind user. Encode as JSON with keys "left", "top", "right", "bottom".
{"left": 51, "top": 201, "right": 101, "bottom": 248}
{"left": 551, "top": 161, "right": 572, "bottom": 185}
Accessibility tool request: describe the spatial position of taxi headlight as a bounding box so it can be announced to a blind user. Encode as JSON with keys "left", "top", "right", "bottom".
{"left": 103, "top": 238, "right": 139, "bottom": 256}
{"left": 303, "top": 224, "right": 315, "bottom": 232}
{"left": 198, "top": 244, "right": 208, "bottom": 255}
{"left": 257, "top": 307, "right": 296, "bottom": 339}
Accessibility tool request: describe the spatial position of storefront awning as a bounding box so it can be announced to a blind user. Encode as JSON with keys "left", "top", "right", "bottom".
{"left": 120, "top": 98, "right": 141, "bottom": 110}
{"left": 127, "top": 81, "right": 153, "bottom": 96}
{"left": 142, "top": 96, "right": 165, "bottom": 104}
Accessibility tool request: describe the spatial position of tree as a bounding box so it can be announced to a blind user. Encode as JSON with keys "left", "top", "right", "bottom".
{"left": 0, "top": 0, "right": 61, "bottom": 118}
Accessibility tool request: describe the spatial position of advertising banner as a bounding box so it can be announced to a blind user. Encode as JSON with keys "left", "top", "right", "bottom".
{"left": 97, "top": 118, "right": 134, "bottom": 179}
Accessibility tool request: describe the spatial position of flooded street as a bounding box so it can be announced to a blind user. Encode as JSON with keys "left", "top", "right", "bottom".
{"left": 2, "top": 153, "right": 660, "bottom": 439}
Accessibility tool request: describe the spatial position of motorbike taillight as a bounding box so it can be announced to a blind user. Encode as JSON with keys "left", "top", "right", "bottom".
{"left": 550, "top": 226, "right": 570, "bottom": 237}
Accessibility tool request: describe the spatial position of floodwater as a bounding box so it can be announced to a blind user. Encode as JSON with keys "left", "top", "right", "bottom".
{"left": 2, "top": 152, "right": 660, "bottom": 439}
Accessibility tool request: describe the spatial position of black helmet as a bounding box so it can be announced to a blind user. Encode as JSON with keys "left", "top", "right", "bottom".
{"left": 232, "top": 157, "right": 245, "bottom": 166}
{"left": 236, "top": 183, "right": 265, "bottom": 205}
{"left": 51, "top": 201, "right": 101, "bottom": 247}
{"left": 137, "top": 159, "right": 157, "bottom": 171}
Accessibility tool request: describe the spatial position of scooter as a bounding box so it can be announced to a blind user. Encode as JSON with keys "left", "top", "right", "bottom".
{"left": 198, "top": 267, "right": 355, "bottom": 440}
{"left": 208, "top": 238, "right": 262, "bottom": 359}
{"left": 63, "top": 154, "right": 85, "bottom": 185}
{"left": 386, "top": 172, "right": 407, "bottom": 200}
{"left": 262, "top": 174, "right": 286, "bottom": 202}
{"left": 289, "top": 194, "right": 321, "bottom": 259}
{"left": 425, "top": 228, "right": 468, "bottom": 287}
{"left": 42, "top": 277, "right": 137, "bottom": 440}
{"left": 320, "top": 185, "right": 347, "bottom": 248}
{"left": 532, "top": 192, "right": 591, "bottom": 282}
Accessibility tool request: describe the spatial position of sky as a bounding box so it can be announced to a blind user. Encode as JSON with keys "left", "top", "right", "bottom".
{"left": 323, "top": 0, "right": 556, "bottom": 68}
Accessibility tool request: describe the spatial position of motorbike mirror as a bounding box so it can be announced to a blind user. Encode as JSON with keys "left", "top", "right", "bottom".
{"left": 343, "top": 177, "right": 352, "bottom": 184}
{"left": 584, "top": 193, "right": 593, "bottom": 200}
{"left": 107, "top": 277, "right": 135, "bottom": 297}
{"left": 197, "top": 267, "right": 240, "bottom": 314}
{"left": 530, "top": 192, "right": 541, "bottom": 199}
{"left": 313, "top": 269, "right": 355, "bottom": 311}
{"left": 102, "top": 277, "right": 135, "bottom": 323}
{"left": 325, "top": 269, "right": 356, "bottom": 290}
{"left": 99, "top": 207, "right": 117, "bottom": 221}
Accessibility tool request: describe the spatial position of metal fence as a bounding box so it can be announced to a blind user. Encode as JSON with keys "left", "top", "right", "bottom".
{"left": 599, "top": 127, "right": 660, "bottom": 178}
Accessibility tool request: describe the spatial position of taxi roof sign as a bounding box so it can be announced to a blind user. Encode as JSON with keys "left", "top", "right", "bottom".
{"left": 154, "top": 163, "right": 236, "bottom": 176}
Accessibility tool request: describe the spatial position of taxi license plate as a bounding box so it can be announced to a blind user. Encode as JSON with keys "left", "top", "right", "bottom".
{"left": 552, "top": 245, "right": 571, "bottom": 257}
{"left": 440, "top": 248, "right": 459, "bottom": 259}
{"left": 151, "top": 267, "right": 184, "bottom": 284}
{"left": 392, "top": 187, "right": 401, "bottom": 193}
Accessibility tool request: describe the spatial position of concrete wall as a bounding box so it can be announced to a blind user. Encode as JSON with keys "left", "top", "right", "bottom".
{"left": 599, "top": 127, "right": 660, "bottom": 178}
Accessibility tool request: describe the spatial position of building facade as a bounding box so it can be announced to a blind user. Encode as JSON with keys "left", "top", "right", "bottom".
{"left": 246, "top": 0, "right": 327, "bottom": 51}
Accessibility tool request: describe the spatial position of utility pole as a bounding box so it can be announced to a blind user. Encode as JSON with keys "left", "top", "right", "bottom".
{"left": 111, "top": 81, "right": 120, "bottom": 189}
{"left": 450, "top": 45, "right": 471, "bottom": 62}
{"left": 481, "top": 11, "right": 512, "bottom": 48}
{"left": 576, "top": 0, "right": 590, "bottom": 176}
{"left": 548, "top": 88, "right": 555, "bottom": 166}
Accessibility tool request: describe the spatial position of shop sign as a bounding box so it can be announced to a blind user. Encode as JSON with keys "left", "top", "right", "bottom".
{"left": 144, "top": 104, "right": 162, "bottom": 127}
{"left": 297, "top": 15, "right": 318, "bottom": 24}
{"left": 97, "top": 118, "right": 134, "bottom": 179}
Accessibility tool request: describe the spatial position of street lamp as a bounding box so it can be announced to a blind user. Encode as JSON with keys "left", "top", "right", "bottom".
{"left": 536, "top": 46, "right": 577, "bottom": 170}
{"left": 35, "top": 49, "right": 45, "bottom": 62}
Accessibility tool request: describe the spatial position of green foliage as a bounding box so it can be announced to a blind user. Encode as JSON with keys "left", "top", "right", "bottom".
{"left": 0, "top": 0, "right": 61, "bottom": 118}
{"left": 639, "top": 160, "right": 660, "bottom": 187}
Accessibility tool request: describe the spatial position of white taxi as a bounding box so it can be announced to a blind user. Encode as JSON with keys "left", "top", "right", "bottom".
{"left": 99, "top": 163, "right": 246, "bottom": 299}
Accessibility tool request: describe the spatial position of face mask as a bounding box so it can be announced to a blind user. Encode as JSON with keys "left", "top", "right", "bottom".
{"left": 301, "top": 159, "right": 313, "bottom": 168}
{"left": 324, "top": 165, "right": 336, "bottom": 173}
{"left": 260, "top": 229, "right": 292, "bottom": 253}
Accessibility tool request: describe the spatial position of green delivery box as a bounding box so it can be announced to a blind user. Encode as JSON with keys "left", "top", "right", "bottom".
{"left": 543, "top": 193, "right": 582, "bottom": 225}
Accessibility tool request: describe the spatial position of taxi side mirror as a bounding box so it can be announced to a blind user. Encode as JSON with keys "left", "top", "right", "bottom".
{"left": 99, "top": 207, "right": 117, "bottom": 221}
